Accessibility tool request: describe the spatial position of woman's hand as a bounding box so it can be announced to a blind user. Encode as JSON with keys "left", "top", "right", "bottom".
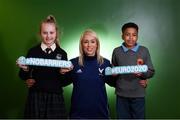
{"left": 60, "top": 66, "right": 73, "bottom": 74}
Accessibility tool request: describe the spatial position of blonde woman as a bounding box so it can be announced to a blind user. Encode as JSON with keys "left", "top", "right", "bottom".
{"left": 62, "top": 29, "right": 115, "bottom": 119}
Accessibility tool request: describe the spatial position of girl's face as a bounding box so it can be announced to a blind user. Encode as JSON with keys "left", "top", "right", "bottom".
{"left": 82, "top": 34, "right": 97, "bottom": 56}
{"left": 40, "top": 23, "right": 57, "bottom": 47}
{"left": 122, "top": 27, "right": 138, "bottom": 49}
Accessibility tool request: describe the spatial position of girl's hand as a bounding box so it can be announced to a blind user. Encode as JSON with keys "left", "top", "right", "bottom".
{"left": 25, "top": 79, "right": 36, "bottom": 88}
{"left": 16, "top": 60, "right": 29, "bottom": 71}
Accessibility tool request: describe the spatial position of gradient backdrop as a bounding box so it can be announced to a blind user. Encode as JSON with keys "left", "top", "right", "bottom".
{"left": 0, "top": 0, "right": 179, "bottom": 118}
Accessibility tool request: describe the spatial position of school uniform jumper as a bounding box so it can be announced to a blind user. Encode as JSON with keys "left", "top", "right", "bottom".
{"left": 112, "top": 43, "right": 155, "bottom": 119}
{"left": 19, "top": 43, "right": 68, "bottom": 119}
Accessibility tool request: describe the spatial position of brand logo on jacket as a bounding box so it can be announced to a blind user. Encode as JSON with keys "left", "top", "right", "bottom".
{"left": 76, "top": 69, "right": 82, "bottom": 73}
{"left": 99, "top": 68, "right": 104, "bottom": 76}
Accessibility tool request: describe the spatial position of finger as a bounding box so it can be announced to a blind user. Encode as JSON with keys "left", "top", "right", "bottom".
{"left": 139, "top": 80, "right": 147, "bottom": 88}
{"left": 70, "top": 65, "right": 74, "bottom": 70}
{"left": 139, "top": 82, "right": 145, "bottom": 86}
{"left": 29, "top": 80, "right": 35, "bottom": 83}
{"left": 27, "top": 84, "right": 33, "bottom": 88}
{"left": 136, "top": 73, "right": 142, "bottom": 77}
{"left": 26, "top": 79, "right": 35, "bottom": 84}
{"left": 27, "top": 82, "right": 34, "bottom": 87}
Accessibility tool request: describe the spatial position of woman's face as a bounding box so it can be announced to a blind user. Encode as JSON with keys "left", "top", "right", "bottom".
{"left": 40, "top": 23, "right": 57, "bottom": 47}
{"left": 82, "top": 34, "right": 97, "bottom": 56}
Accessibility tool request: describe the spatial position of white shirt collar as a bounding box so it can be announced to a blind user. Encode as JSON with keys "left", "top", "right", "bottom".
{"left": 41, "top": 43, "right": 56, "bottom": 52}
{"left": 121, "top": 42, "right": 139, "bottom": 52}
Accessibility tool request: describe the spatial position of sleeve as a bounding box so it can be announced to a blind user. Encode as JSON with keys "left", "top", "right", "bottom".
{"left": 61, "top": 50, "right": 68, "bottom": 61}
{"left": 60, "top": 71, "right": 73, "bottom": 87}
{"left": 18, "top": 50, "right": 34, "bottom": 80}
{"left": 59, "top": 52, "right": 73, "bottom": 87}
{"left": 105, "top": 75, "right": 117, "bottom": 87}
{"left": 138, "top": 48, "right": 155, "bottom": 79}
{"left": 111, "top": 49, "right": 117, "bottom": 66}
{"left": 104, "top": 60, "right": 116, "bottom": 87}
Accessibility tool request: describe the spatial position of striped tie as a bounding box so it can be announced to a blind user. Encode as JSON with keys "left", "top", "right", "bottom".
{"left": 45, "top": 48, "right": 52, "bottom": 54}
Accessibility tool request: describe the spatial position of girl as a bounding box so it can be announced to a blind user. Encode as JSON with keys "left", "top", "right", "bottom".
{"left": 17, "top": 15, "right": 68, "bottom": 119}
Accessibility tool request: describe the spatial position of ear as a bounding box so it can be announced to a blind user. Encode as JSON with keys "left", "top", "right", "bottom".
{"left": 121, "top": 34, "right": 124, "bottom": 41}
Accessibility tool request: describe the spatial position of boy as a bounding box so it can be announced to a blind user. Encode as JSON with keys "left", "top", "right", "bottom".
{"left": 112, "top": 22, "right": 155, "bottom": 119}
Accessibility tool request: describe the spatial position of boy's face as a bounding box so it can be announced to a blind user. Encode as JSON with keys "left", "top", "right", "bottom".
{"left": 122, "top": 27, "right": 138, "bottom": 49}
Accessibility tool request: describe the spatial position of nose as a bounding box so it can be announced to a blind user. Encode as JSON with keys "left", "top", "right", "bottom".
{"left": 87, "top": 42, "right": 91, "bottom": 46}
{"left": 46, "top": 33, "right": 50, "bottom": 38}
{"left": 48, "top": 33, "right": 51, "bottom": 37}
{"left": 129, "top": 35, "right": 133, "bottom": 40}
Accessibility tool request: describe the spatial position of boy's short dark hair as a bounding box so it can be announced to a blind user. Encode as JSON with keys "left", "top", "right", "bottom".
{"left": 122, "top": 22, "right": 139, "bottom": 33}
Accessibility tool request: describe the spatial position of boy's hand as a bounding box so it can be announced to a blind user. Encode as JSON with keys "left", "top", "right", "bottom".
{"left": 25, "top": 79, "right": 36, "bottom": 88}
{"left": 135, "top": 72, "right": 143, "bottom": 77}
{"left": 134, "top": 72, "right": 148, "bottom": 88}
{"left": 139, "top": 79, "right": 148, "bottom": 88}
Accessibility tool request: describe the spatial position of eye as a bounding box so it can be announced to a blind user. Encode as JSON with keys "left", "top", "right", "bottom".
{"left": 91, "top": 40, "right": 96, "bottom": 43}
{"left": 133, "top": 34, "right": 137, "bottom": 37}
{"left": 125, "top": 33, "right": 130, "bottom": 36}
{"left": 83, "top": 40, "right": 89, "bottom": 43}
{"left": 50, "top": 31, "right": 54, "bottom": 34}
{"left": 42, "top": 31, "right": 47, "bottom": 34}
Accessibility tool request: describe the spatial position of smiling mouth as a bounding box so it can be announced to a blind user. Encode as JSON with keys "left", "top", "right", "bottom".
{"left": 127, "top": 42, "right": 134, "bottom": 44}
{"left": 87, "top": 49, "right": 93, "bottom": 52}
{"left": 46, "top": 39, "right": 52, "bottom": 41}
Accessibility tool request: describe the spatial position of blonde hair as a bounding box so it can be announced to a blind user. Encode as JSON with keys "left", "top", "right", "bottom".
{"left": 40, "top": 15, "right": 60, "bottom": 46}
{"left": 78, "top": 29, "right": 104, "bottom": 66}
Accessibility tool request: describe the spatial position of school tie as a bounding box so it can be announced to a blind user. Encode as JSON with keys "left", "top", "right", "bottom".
{"left": 45, "top": 48, "right": 52, "bottom": 54}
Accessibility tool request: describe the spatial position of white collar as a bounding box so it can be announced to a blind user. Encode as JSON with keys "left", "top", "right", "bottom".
{"left": 41, "top": 43, "right": 56, "bottom": 52}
